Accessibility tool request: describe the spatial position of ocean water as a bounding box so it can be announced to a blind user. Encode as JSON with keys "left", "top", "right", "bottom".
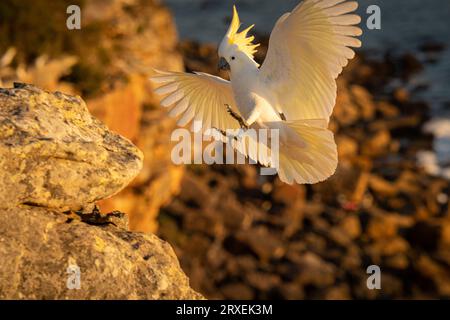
{"left": 164, "top": 0, "right": 450, "bottom": 176}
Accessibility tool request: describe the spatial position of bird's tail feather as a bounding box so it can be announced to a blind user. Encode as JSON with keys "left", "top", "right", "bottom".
{"left": 267, "top": 119, "right": 338, "bottom": 184}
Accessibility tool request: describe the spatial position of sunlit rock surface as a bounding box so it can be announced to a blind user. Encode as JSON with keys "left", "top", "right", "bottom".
{"left": 0, "top": 83, "right": 201, "bottom": 299}
{"left": 0, "top": 83, "right": 143, "bottom": 211}
{"left": 0, "top": 206, "right": 203, "bottom": 300}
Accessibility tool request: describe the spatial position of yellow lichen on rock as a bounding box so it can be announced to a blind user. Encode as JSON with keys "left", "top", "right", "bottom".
{"left": 0, "top": 83, "right": 143, "bottom": 211}
{"left": 0, "top": 206, "right": 203, "bottom": 300}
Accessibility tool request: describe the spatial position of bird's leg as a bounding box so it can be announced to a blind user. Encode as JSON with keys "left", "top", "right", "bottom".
{"left": 211, "top": 126, "right": 250, "bottom": 145}
{"left": 212, "top": 127, "right": 239, "bottom": 142}
{"left": 212, "top": 104, "right": 252, "bottom": 143}
{"left": 225, "top": 104, "right": 249, "bottom": 130}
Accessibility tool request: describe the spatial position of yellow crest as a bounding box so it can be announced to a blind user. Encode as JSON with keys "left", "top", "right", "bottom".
{"left": 226, "top": 6, "right": 260, "bottom": 59}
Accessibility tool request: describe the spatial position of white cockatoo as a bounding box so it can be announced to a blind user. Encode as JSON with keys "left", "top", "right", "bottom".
{"left": 151, "top": 0, "right": 362, "bottom": 184}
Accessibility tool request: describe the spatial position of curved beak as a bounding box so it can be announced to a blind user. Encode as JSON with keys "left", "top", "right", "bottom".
{"left": 218, "top": 57, "right": 230, "bottom": 71}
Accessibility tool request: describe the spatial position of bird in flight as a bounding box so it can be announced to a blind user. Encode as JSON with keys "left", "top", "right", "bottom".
{"left": 151, "top": 0, "right": 362, "bottom": 184}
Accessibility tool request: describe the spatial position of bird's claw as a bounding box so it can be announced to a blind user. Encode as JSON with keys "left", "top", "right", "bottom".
{"left": 225, "top": 104, "right": 249, "bottom": 130}
{"left": 212, "top": 127, "right": 238, "bottom": 143}
{"left": 211, "top": 126, "right": 248, "bottom": 143}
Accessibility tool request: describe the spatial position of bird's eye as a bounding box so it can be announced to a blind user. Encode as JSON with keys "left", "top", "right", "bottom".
{"left": 231, "top": 56, "right": 235, "bottom": 60}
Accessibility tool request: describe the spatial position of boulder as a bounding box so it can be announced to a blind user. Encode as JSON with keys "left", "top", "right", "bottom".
{"left": 0, "top": 83, "right": 201, "bottom": 299}
{"left": 0, "top": 206, "right": 202, "bottom": 300}
{"left": 0, "top": 84, "right": 143, "bottom": 211}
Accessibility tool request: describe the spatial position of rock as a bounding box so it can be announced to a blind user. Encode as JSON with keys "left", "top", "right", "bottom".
{"left": 0, "top": 51, "right": 78, "bottom": 95}
{"left": 380, "top": 273, "right": 404, "bottom": 298}
{"left": 415, "top": 255, "right": 450, "bottom": 297}
{"left": 329, "top": 227, "right": 353, "bottom": 247}
{"left": 399, "top": 53, "right": 423, "bottom": 79}
{"left": 385, "top": 254, "right": 409, "bottom": 270}
{"left": 0, "top": 206, "right": 203, "bottom": 299}
{"left": 362, "top": 130, "right": 391, "bottom": 156}
{"left": 442, "top": 221, "right": 450, "bottom": 246}
{"left": 0, "top": 0, "right": 183, "bottom": 98}
{"left": 376, "top": 101, "right": 400, "bottom": 118}
{"left": 242, "top": 167, "right": 261, "bottom": 190}
{"left": 220, "top": 283, "right": 254, "bottom": 300}
{"left": 87, "top": 75, "right": 145, "bottom": 142}
{"left": 341, "top": 246, "right": 362, "bottom": 270}
{"left": 393, "top": 87, "right": 410, "bottom": 104}
{"left": 334, "top": 83, "right": 360, "bottom": 126}
{"left": 395, "top": 171, "right": 422, "bottom": 195}
{"left": 245, "top": 272, "right": 281, "bottom": 292}
{"left": 350, "top": 85, "right": 376, "bottom": 120}
{"left": 0, "top": 0, "right": 185, "bottom": 233}
{"left": 99, "top": 110, "right": 184, "bottom": 233}
{"left": 235, "top": 226, "right": 285, "bottom": 261}
{"left": 273, "top": 283, "right": 305, "bottom": 300}
{"left": 369, "top": 174, "right": 398, "bottom": 197}
{"left": 84, "top": 0, "right": 185, "bottom": 233}
{"left": 181, "top": 41, "right": 221, "bottom": 76}
{"left": 178, "top": 172, "right": 213, "bottom": 210}
{"left": 220, "top": 197, "right": 248, "bottom": 230}
{"left": 405, "top": 221, "right": 441, "bottom": 251}
{"left": 419, "top": 41, "right": 446, "bottom": 53}
{"left": 156, "top": 41, "right": 450, "bottom": 300}
{"left": 296, "top": 253, "right": 336, "bottom": 288}
{"left": 369, "top": 237, "right": 410, "bottom": 257}
{"left": 336, "top": 135, "right": 359, "bottom": 159}
{"left": 80, "top": 0, "right": 184, "bottom": 138}
{"left": 339, "top": 215, "right": 362, "bottom": 239}
{"left": 95, "top": 0, "right": 184, "bottom": 230}
{"left": 0, "top": 84, "right": 143, "bottom": 211}
{"left": 367, "top": 212, "right": 414, "bottom": 241}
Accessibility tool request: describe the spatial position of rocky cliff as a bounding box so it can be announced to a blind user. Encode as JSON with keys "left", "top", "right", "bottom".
{"left": 0, "top": 84, "right": 202, "bottom": 300}
{"left": 0, "top": 0, "right": 185, "bottom": 233}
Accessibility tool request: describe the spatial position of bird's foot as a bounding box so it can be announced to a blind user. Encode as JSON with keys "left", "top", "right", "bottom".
{"left": 211, "top": 126, "right": 252, "bottom": 144}
{"left": 212, "top": 127, "right": 238, "bottom": 142}
{"left": 225, "top": 104, "right": 249, "bottom": 130}
{"left": 212, "top": 127, "right": 227, "bottom": 138}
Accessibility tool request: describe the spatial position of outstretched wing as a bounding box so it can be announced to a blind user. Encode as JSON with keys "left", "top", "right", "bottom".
{"left": 259, "top": 0, "right": 362, "bottom": 122}
{"left": 151, "top": 70, "right": 271, "bottom": 166}
{"left": 150, "top": 70, "right": 240, "bottom": 131}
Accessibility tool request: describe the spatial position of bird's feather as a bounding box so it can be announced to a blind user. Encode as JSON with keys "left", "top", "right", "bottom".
{"left": 150, "top": 70, "right": 241, "bottom": 132}
{"left": 259, "top": 0, "right": 362, "bottom": 122}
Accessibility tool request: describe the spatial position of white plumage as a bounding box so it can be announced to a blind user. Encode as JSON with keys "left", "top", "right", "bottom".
{"left": 151, "top": 0, "right": 362, "bottom": 184}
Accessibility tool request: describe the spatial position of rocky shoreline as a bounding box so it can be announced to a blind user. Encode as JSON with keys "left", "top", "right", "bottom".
{"left": 157, "top": 38, "right": 450, "bottom": 299}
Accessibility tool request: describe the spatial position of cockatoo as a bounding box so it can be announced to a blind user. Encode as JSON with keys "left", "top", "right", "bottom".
{"left": 151, "top": 0, "right": 362, "bottom": 184}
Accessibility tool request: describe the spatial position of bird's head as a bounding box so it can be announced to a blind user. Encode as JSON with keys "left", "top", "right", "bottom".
{"left": 218, "top": 5, "right": 260, "bottom": 72}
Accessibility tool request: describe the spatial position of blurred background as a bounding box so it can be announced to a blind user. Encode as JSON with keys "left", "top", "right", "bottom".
{"left": 0, "top": 0, "right": 449, "bottom": 299}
